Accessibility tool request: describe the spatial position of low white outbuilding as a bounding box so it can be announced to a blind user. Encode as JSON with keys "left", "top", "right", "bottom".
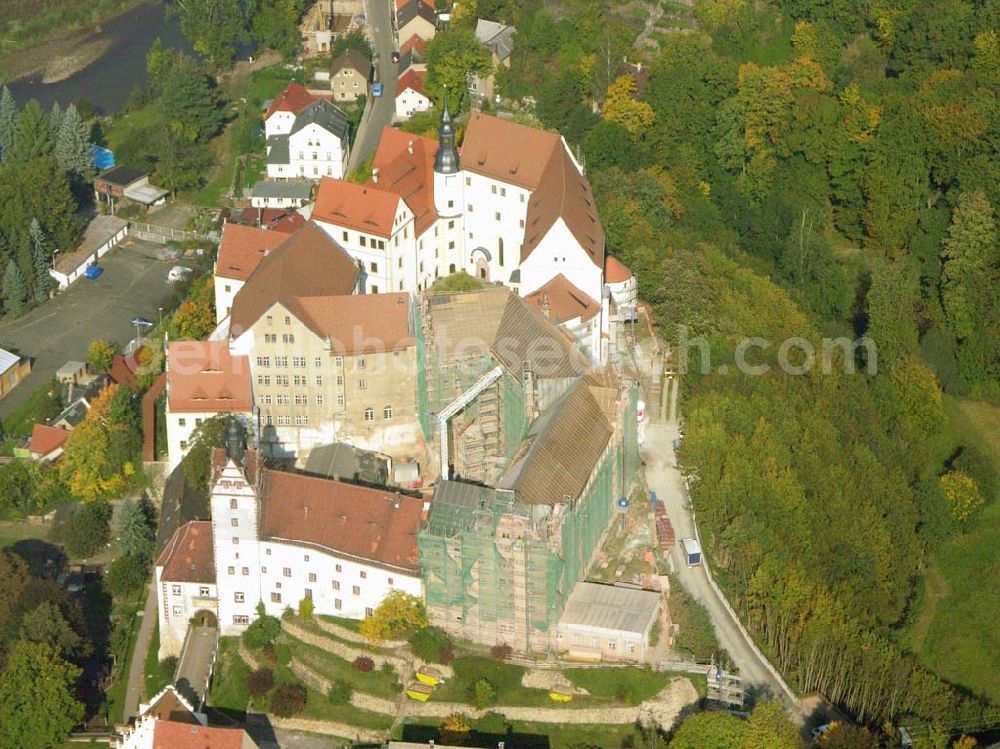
{"left": 557, "top": 582, "right": 662, "bottom": 662}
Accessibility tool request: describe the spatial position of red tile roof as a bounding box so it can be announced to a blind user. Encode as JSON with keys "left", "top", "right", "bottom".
{"left": 293, "top": 293, "right": 414, "bottom": 354}
{"left": 370, "top": 127, "right": 437, "bottom": 236}
{"left": 167, "top": 341, "right": 253, "bottom": 414}
{"left": 400, "top": 33, "right": 427, "bottom": 57}
{"left": 396, "top": 67, "right": 427, "bottom": 97}
{"left": 142, "top": 686, "right": 200, "bottom": 725}
{"left": 523, "top": 273, "right": 600, "bottom": 324}
{"left": 109, "top": 347, "right": 144, "bottom": 388}
{"left": 260, "top": 471, "right": 423, "bottom": 573}
{"left": 29, "top": 424, "right": 70, "bottom": 457}
{"left": 156, "top": 521, "right": 216, "bottom": 584}
{"left": 265, "top": 83, "right": 318, "bottom": 119}
{"left": 270, "top": 211, "right": 306, "bottom": 234}
{"left": 313, "top": 177, "right": 403, "bottom": 237}
{"left": 152, "top": 720, "right": 248, "bottom": 749}
{"left": 605, "top": 255, "right": 632, "bottom": 284}
{"left": 216, "top": 223, "right": 286, "bottom": 282}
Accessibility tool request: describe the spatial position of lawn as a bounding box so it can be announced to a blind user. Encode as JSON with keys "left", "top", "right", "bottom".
{"left": 143, "top": 623, "right": 177, "bottom": 701}
{"left": 208, "top": 637, "right": 251, "bottom": 712}
{"left": 430, "top": 656, "right": 553, "bottom": 706}
{"left": 284, "top": 633, "right": 401, "bottom": 699}
{"left": 104, "top": 593, "right": 146, "bottom": 725}
{"left": 318, "top": 614, "right": 362, "bottom": 633}
{"left": 294, "top": 616, "right": 392, "bottom": 654}
{"left": 912, "top": 397, "right": 1000, "bottom": 705}
{"left": 0, "top": 377, "right": 62, "bottom": 454}
{"left": 563, "top": 666, "right": 673, "bottom": 704}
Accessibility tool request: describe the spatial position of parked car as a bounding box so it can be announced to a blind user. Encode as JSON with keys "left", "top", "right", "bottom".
{"left": 84, "top": 265, "right": 103, "bottom": 280}
{"left": 391, "top": 50, "right": 400, "bottom": 63}
{"left": 168, "top": 266, "right": 193, "bottom": 283}
{"left": 130, "top": 316, "right": 154, "bottom": 327}
{"left": 372, "top": 82, "right": 384, "bottom": 97}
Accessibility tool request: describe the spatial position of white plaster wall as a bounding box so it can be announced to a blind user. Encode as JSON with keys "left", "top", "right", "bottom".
{"left": 156, "top": 571, "right": 218, "bottom": 659}
{"left": 214, "top": 276, "right": 245, "bottom": 325}
{"left": 462, "top": 172, "right": 529, "bottom": 285}
{"left": 518, "top": 219, "right": 603, "bottom": 303}
{"left": 395, "top": 89, "right": 431, "bottom": 120}
{"left": 287, "top": 123, "right": 349, "bottom": 180}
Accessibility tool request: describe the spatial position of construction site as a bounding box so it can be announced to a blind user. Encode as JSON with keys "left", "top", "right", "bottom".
{"left": 414, "top": 289, "right": 643, "bottom": 654}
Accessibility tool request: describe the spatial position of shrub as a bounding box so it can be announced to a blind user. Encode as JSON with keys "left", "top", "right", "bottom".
{"left": 298, "top": 596, "right": 314, "bottom": 620}
{"left": 246, "top": 667, "right": 274, "bottom": 697}
{"left": 104, "top": 553, "right": 149, "bottom": 596}
{"left": 358, "top": 590, "right": 427, "bottom": 643}
{"left": 269, "top": 682, "right": 307, "bottom": 717}
{"left": 327, "top": 678, "right": 353, "bottom": 704}
{"left": 261, "top": 644, "right": 277, "bottom": 664}
{"left": 409, "top": 626, "right": 453, "bottom": 664}
{"left": 243, "top": 604, "right": 281, "bottom": 650}
{"left": 472, "top": 678, "right": 497, "bottom": 708}
{"left": 440, "top": 713, "right": 472, "bottom": 745}
{"left": 379, "top": 661, "right": 396, "bottom": 677}
{"left": 274, "top": 642, "right": 292, "bottom": 665}
{"left": 489, "top": 644, "right": 512, "bottom": 662}
{"left": 353, "top": 656, "right": 375, "bottom": 672}
{"left": 475, "top": 711, "right": 509, "bottom": 735}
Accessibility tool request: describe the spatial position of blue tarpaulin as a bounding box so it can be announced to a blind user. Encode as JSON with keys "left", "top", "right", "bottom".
{"left": 92, "top": 146, "right": 115, "bottom": 170}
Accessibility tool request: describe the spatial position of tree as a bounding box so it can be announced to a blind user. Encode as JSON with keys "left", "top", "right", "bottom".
{"left": 940, "top": 190, "right": 998, "bottom": 339}
{"left": 440, "top": 713, "right": 472, "bottom": 745}
{"left": 668, "top": 710, "right": 747, "bottom": 748}
{"left": 359, "top": 590, "right": 428, "bottom": 643}
{"left": 55, "top": 502, "right": 112, "bottom": 558}
{"left": 352, "top": 655, "right": 374, "bottom": 672}
{"left": 742, "top": 701, "right": 801, "bottom": 749}
{"left": 47, "top": 102, "right": 63, "bottom": 140}
{"left": 243, "top": 602, "right": 281, "bottom": 649}
{"left": 54, "top": 104, "right": 95, "bottom": 183}
{"left": 28, "top": 218, "right": 50, "bottom": 302}
{"left": 269, "top": 682, "right": 307, "bottom": 717}
{"left": 0, "top": 641, "right": 84, "bottom": 749}
{"left": 602, "top": 75, "right": 655, "bottom": 135}
{"left": 10, "top": 100, "right": 52, "bottom": 163}
{"left": 19, "top": 601, "right": 85, "bottom": 660}
{"left": 329, "top": 28, "right": 373, "bottom": 60}
{"left": 0, "top": 156, "right": 82, "bottom": 254}
{"left": 171, "top": 277, "right": 216, "bottom": 339}
{"left": 0, "top": 86, "right": 16, "bottom": 163}
{"left": 250, "top": 0, "right": 307, "bottom": 59}
{"left": 181, "top": 415, "right": 230, "bottom": 490}
{"left": 117, "top": 498, "right": 156, "bottom": 560}
{"left": 158, "top": 55, "right": 224, "bottom": 143}
{"left": 939, "top": 471, "right": 986, "bottom": 522}
{"left": 3, "top": 259, "right": 28, "bottom": 317}
{"left": 408, "top": 626, "right": 453, "bottom": 663}
{"left": 173, "top": 0, "right": 245, "bottom": 70}
{"left": 297, "top": 595, "right": 314, "bottom": 620}
{"left": 425, "top": 29, "right": 492, "bottom": 110}
{"left": 473, "top": 678, "right": 497, "bottom": 708}
{"left": 865, "top": 259, "right": 919, "bottom": 372}
{"left": 246, "top": 667, "right": 275, "bottom": 697}
{"left": 87, "top": 339, "right": 116, "bottom": 373}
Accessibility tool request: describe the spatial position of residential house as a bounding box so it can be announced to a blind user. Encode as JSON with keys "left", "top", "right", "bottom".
{"left": 264, "top": 83, "right": 351, "bottom": 181}
{"left": 396, "top": 0, "right": 437, "bottom": 43}
{"left": 395, "top": 68, "right": 431, "bottom": 120}
{"left": 0, "top": 348, "right": 30, "bottom": 398}
{"left": 470, "top": 19, "right": 515, "bottom": 101}
{"left": 165, "top": 340, "right": 253, "bottom": 470}
{"left": 213, "top": 223, "right": 287, "bottom": 324}
{"left": 330, "top": 49, "right": 372, "bottom": 102}
{"left": 26, "top": 424, "right": 70, "bottom": 462}
{"left": 205, "top": 441, "right": 424, "bottom": 636}
{"left": 154, "top": 521, "right": 218, "bottom": 658}
{"left": 50, "top": 216, "right": 128, "bottom": 289}
{"left": 249, "top": 180, "right": 313, "bottom": 209}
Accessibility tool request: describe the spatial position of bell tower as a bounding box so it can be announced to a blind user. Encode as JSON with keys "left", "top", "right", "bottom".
{"left": 433, "top": 94, "right": 462, "bottom": 219}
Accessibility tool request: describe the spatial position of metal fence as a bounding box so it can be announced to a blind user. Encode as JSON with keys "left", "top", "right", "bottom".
{"left": 128, "top": 221, "right": 213, "bottom": 245}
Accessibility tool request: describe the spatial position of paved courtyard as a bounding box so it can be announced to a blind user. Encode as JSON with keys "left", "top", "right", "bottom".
{"left": 0, "top": 238, "right": 180, "bottom": 419}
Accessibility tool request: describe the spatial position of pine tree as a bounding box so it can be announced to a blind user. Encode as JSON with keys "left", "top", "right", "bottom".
{"left": 29, "top": 218, "right": 50, "bottom": 303}
{"left": 3, "top": 259, "right": 28, "bottom": 317}
{"left": 48, "top": 101, "right": 63, "bottom": 140}
{"left": 54, "top": 104, "right": 93, "bottom": 181}
{"left": 0, "top": 86, "right": 16, "bottom": 163}
{"left": 11, "top": 100, "right": 52, "bottom": 163}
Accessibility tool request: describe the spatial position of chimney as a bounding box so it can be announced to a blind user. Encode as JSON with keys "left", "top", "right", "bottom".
{"left": 372, "top": 167, "right": 380, "bottom": 184}
{"left": 407, "top": 140, "right": 414, "bottom": 155}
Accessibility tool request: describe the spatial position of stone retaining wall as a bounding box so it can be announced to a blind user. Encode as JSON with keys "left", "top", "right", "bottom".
{"left": 268, "top": 716, "right": 386, "bottom": 743}
{"left": 282, "top": 618, "right": 410, "bottom": 677}
{"left": 315, "top": 617, "right": 407, "bottom": 648}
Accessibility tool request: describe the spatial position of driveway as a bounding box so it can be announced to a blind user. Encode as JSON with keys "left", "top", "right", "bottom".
{"left": 0, "top": 238, "right": 176, "bottom": 419}
{"left": 175, "top": 624, "right": 219, "bottom": 709}
{"left": 347, "top": 0, "right": 397, "bottom": 172}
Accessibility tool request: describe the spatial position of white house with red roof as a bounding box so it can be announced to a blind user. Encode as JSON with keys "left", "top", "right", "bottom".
{"left": 26, "top": 424, "right": 70, "bottom": 462}
{"left": 164, "top": 341, "right": 253, "bottom": 470}
{"left": 214, "top": 223, "right": 287, "bottom": 324}
{"left": 264, "top": 83, "right": 351, "bottom": 181}
{"left": 395, "top": 68, "right": 431, "bottom": 120}
{"left": 154, "top": 521, "right": 218, "bottom": 658}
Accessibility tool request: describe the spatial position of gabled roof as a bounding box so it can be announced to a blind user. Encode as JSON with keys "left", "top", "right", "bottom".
{"left": 167, "top": 341, "right": 252, "bottom": 414}
{"left": 397, "top": 0, "right": 437, "bottom": 28}
{"left": 560, "top": 582, "right": 659, "bottom": 635}
{"left": 251, "top": 180, "right": 313, "bottom": 201}
{"left": 228, "top": 221, "right": 360, "bottom": 336}
{"left": 500, "top": 378, "right": 612, "bottom": 505}
{"left": 109, "top": 347, "right": 145, "bottom": 388}
{"left": 216, "top": 223, "right": 286, "bottom": 282}
{"left": 370, "top": 128, "right": 437, "bottom": 236}
{"left": 400, "top": 34, "right": 427, "bottom": 59}
{"left": 461, "top": 112, "right": 562, "bottom": 189}
{"left": 475, "top": 19, "right": 516, "bottom": 61}
{"left": 605, "top": 255, "right": 632, "bottom": 284}
{"left": 151, "top": 720, "right": 251, "bottom": 749}
{"left": 156, "top": 521, "right": 216, "bottom": 584}
{"left": 523, "top": 273, "right": 600, "bottom": 324}
{"left": 142, "top": 685, "right": 201, "bottom": 725}
{"left": 265, "top": 83, "right": 318, "bottom": 119}
{"left": 396, "top": 67, "right": 427, "bottom": 98}
{"left": 331, "top": 48, "right": 372, "bottom": 80}
{"left": 313, "top": 177, "right": 404, "bottom": 237}
{"left": 292, "top": 293, "right": 414, "bottom": 354}
{"left": 29, "top": 424, "right": 70, "bottom": 458}
{"left": 266, "top": 134, "right": 290, "bottom": 165}
{"left": 259, "top": 470, "right": 424, "bottom": 572}
{"left": 290, "top": 99, "right": 350, "bottom": 140}
{"left": 96, "top": 165, "right": 146, "bottom": 187}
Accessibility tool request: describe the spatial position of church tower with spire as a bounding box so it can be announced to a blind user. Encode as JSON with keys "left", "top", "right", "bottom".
{"left": 433, "top": 94, "right": 463, "bottom": 220}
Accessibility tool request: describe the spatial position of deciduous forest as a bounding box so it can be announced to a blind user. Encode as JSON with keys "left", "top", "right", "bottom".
{"left": 461, "top": 0, "right": 1000, "bottom": 728}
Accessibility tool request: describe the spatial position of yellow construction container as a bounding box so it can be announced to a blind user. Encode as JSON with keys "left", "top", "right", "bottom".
{"left": 415, "top": 666, "right": 443, "bottom": 686}
{"left": 548, "top": 687, "right": 574, "bottom": 702}
{"left": 406, "top": 682, "right": 434, "bottom": 701}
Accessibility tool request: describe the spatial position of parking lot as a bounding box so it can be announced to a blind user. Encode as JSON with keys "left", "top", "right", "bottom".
{"left": 0, "top": 238, "right": 182, "bottom": 418}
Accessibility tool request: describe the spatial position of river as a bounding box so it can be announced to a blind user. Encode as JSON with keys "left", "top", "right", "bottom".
{"left": 7, "top": 2, "right": 191, "bottom": 115}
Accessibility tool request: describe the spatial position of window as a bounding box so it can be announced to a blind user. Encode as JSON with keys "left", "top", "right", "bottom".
{"left": 498, "top": 238, "right": 504, "bottom": 266}
{"left": 178, "top": 417, "right": 186, "bottom": 427}
{"left": 316, "top": 375, "right": 324, "bottom": 386}
{"left": 377, "top": 239, "right": 385, "bottom": 250}
{"left": 388, "top": 577, "right": 394, "bottom": 586}
{"left": 294, "top": 394, "right": 307, "bottom": 405}
{"left": 357, "top": 358, "right": 366, "bottom": 369}
{"left": 235, "top": 592, "right": 245, "bottom": 603}
{"left": 172, "top": 606, "right": 182, "bottom": 616}
{"left": 335, "top": 564, "right": 342, "bottom": 572}
{"left": 332, "top": 580, "right": 341, "bottom": 590}
{"left": 257, "top": 375, "right": 271, "bottom": 386}
{"left": 352, "top": 585, "right": 361, "bottom": 596}
{"left": 285, "top": 316, "right": 291, "bottom": 325}
{"left": 609, "top": 641, "right": 616, "bottom": 650}
{"left": 468, "top": 204, "right": 474, "bottom": 212}
{"left": 360, "top": 236, "right": 367, "bottom": 247}
{"left": 372, "top": 285, "right": 379, "bottom": 293}
{"left": 283, "top": 567, "right": 291, "bottom": 577}
{"left": 293, "top": 375, "right": 305, "bottom": 386}
{"left": 283, "top": 334, "right": 295, "bottom": 343}
{"left": 257, "top": 356, "right": 270, "bottom": 367}
{"left": 491, "top": 184, "right": 497, "bottom": 194}
{"left": 294, "top": 415, "right": 309, "bottom": 425}
{"left": 276, "top": 375, "right": 289, "bottom": 386}
{"left": 447, "top": 199, "right": 454, "bottom": 208}
{"left": 180, "top": 440, "right": 188, "bottom": 451}
{"left": 225, "top": 284, "right": 231, "bottom": 292}
{"left": 365, "top": 607, "right": 374, "bottom": 617}
{"left": 228, "top": 566, "right": 235, "bottom": 575}
{"left": 314, "top": 356, "right": 322, "bottom": 367}
{"left": 335, "top": 356, "right": 344, "bottom": 366}
{"left": 230, "top": 498, "right": 238, "bottom": 509}
{"left": 234, "top": 615, "right": 250, "bottom": 625}
{"left": 335, "top": 598, "right": 342, "bottom": 610}
{"left": 465, "top": 177, "right": 471, "bottom": 186}
{"left": 242, "top": 567, "right": 249, "bottom": 575}
{"left": 309, "top": 572, "right": 317, "bottom": 582}
{"left": 261, "top": 567, "right": 267, "bottom": 573}
{"left": 495, "top": 211, "right": 501, "bottom": 222}
{"left": 316, "top": 394, "right": 324, "bottom": 405}
{"left": 448, "top": 241, "right": 455, "bottom": 250}
{"left": 337, "top": 394, "right": 345, "bottom": 406}
{"left": 336, "top": 375, "right": 343, "bottom": 386}
{"left": 359, "top": 379, "right": 368, "bottom": 390}
{"left": 304, "top": 588, "right": 313, "bottom": 599}
{"left": 447, "top": 220, "right": 454, "bottom": 229}
{"left": 500, "top": 187, "right": 507, "bottom": 197}
{"left": 267, "top": 315, "right": 273, "bottom": 325}
{"left": 293, "top": 356, "right": 306, "bottom": 368}
{"left": 275, "top": 356, "right": 288, "bottom": 367}
{"left": 519, "top": 192, "right": 525, "bottom": 203}
{"left": 232, "top": 537, "right": 239, "bottom": 545}
{"left": 231, "top": 518, "right": 239, "bottom": 527}
{"left": 271, "top": 592, "right": 282, "bottom": 603}
{"left": 384, "top": 405, "right": 393, "bottom": 420}
{"left": 342, "top": 230, "right": 349, "bottom": 242}
{"left": 264, "top": 334, "right": 276, "bottom": 343}
{"left": 449, "top": 263, "right": 456, "bottom": 273}
{"left": 172, "top": 585, "right": 181, "bottom": 596}
{"left": 364, "top": 407, "right": 375, "bottom": 421}
{"left": 266, "top": 548, "right": 272, "bottom": 555}
{"left": 360, "top": 570, "right": 367, "bottom": 579}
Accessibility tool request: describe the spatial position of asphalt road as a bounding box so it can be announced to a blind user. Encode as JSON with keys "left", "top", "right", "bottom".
{"left": 347, "top": 0, "right": 398, "bottom": 172}
{"left": 0, "top": 238, "right": 177, "bottom": 419}
{"left": 643, "top": 419, "right": 801, "bottom": 714}
{"left": 175, "top": 624, "right": 219, "bottom": 709}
